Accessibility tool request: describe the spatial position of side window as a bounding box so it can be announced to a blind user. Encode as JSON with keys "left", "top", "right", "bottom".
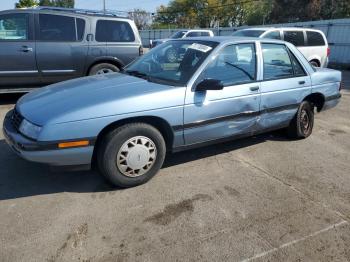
{"left": 306, "top": 31, "right": 325, "bottom": 46}
{"left": 263, "top": 31, "right": 281, "bottom": 40}
{"left": 38, "top": 14, "right": 76, "bottom": 41}
{"left": 283, "top": 31, "right": 305, "bottom": 46}
{"left": 96, "top": 20, "right": 135, "bottom": 42}
{"left": 262, "top": 43, "right": 293, "bottom": 80}
{"left": 0, "top": 13, "right": 29, "bottom": 41}
{"left": 289, "top": 51, "right": 306, "bottom": 76}
{"left": 200, "top": 43, "right": 256, "bottom": 86}
{"left": 187, "top": 31, "right": 201, "bottom": 37}
{"left": 201, "top": 32, "right": 210, "bottom": 36}
{"left": 76, "top": 18, "right": 85, "bottom": 41}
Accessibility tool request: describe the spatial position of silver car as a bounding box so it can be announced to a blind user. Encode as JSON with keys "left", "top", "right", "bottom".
{"left": 3, "top": 37, "right": 342, "bottom": 188}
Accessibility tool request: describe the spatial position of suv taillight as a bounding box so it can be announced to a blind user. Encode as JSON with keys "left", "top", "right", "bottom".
{"left": 327, "top": 47, "right": 331, "bottom": 57}
{"left": 139, "top": 46, "right": 144, "bottom": 56}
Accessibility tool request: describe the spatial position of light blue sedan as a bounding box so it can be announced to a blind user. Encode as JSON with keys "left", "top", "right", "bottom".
{"left": 3, "top": 37, "right": 342, "bottom": 187}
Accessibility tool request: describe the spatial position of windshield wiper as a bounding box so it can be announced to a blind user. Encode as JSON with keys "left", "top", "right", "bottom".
{"left": 124, "top": 70, "right": 151, "bottom": 80}
{"left": 225, "top": 62, "right": 254, "bottom": 80}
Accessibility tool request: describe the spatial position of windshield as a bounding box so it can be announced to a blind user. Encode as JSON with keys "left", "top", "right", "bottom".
{"left": 171, "top": 31, "right": 187, "bottom": 39}
{"left": 232, "top": 30, "right": 265, "bottom": 37}
{"left": 124, "top": 40, "right": 218, "bottom": 86}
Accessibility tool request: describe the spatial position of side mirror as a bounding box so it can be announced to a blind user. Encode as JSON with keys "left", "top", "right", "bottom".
{"left": 195, "top": 79, "right": 224, "bottom": 92}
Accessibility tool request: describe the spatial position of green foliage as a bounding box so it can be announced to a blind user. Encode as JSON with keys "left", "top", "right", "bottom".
{"left": 154, "top": 0, "right": 350, "bottom": 29}
{"left": 15, "top": 0, "right": 38, "bottom": 8}
{"left": 38, "top": 0, "right": 75, "bottom": 8}
{"left": 15, "top": 0, "right": 75, "bottom": 8}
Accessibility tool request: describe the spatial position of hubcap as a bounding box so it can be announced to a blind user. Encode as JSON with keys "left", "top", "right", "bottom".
{"left": 116, "top": 136, "right": 157, "bottom": 177}
{"left": 300, "top": 109, "right": 310, "bottom": 133}
{"left": 96, "top": 68, "right": 114, "bottom": 75}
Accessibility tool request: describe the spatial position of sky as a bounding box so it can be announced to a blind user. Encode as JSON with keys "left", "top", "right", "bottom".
{"left": 0, "top": 0, "right": 170, "bottom": 12}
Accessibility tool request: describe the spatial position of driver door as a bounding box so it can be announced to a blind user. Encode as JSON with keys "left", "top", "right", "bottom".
{"left": 183, "top": 43, "right": 261, "bottom": 145}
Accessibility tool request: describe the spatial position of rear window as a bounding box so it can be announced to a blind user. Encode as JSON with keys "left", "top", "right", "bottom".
{"left": 187, "top": 31, "right": 201, "bottom": 37}
{"left": 96, "top": 20, "right": 135, "bottom": 42}
{"left": 232, "top": 30, "right": 265, "bottom": 37}
{"left": 283, "top": 31, "right": 305, "bottom": 46}
{"left": 38, "top": 14, "right": 76, "bottom": 42}
{"left": 306, "top": 31, "right": 325, "bottom": 46}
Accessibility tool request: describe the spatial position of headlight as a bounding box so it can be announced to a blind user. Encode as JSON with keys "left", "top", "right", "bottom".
{"left": 19, "top": 119, "right": 42, "bottom": 140}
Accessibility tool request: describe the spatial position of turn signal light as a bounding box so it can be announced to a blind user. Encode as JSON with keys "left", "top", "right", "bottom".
{"left": 58, "top": 140, "right": 89, "bottom": 149}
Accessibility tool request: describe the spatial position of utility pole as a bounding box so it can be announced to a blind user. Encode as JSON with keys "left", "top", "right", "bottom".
{"left": 103, "top": 0, "right": 106, "bottom": 13}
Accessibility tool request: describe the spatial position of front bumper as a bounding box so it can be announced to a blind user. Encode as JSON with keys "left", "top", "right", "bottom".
{"left": 3, "top": 110, "right": 94, "bottom": 167}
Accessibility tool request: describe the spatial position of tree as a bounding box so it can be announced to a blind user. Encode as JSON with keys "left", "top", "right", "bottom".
{"left": 38, "top": 0, "right": 74, "bottom": 8}
{"left": 129, "top": 9, "right": 152, "bottom": 30}
{"left": 15, "top": 0, "right": 38, "bottom": 8}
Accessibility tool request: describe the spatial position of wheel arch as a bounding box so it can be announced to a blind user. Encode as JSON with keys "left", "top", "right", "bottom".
{"left": 91, "top": 116, "right": 175, "bottom": 169}
{"left": 86, "top": 57, "right": 124, "bottom": 75}
{"left": 303, "top": 92, "right": 325, "bottom": 112}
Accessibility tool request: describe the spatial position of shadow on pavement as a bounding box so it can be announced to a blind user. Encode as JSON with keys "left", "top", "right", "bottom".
{"left": 0, "top": 130, "right": 289, "bottom": 201}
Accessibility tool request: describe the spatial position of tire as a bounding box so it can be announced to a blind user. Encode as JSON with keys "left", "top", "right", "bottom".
{"left": 88, "top": 63, "right": 119, "bottom": 76}
{"left": 310, "top": 60, "right": 320, "bottom": 67}
{"left": 97, "top": 123, "right": 166, "bottom": 188}
{"left": 287, "top": 101, "right": 314, "bottom": 139}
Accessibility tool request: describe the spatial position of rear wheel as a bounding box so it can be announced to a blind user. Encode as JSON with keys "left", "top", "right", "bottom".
{"left": 97, "top": 123, "right": 166, "bottom": 188}
{"left": 287, "top": 101, "right": 314, "bottom": 139}
{"left": 89, "top": 63, "right": 119, "bottom": 76}
{"left": 310, "top": 60, "right": 320, "bottom": 67}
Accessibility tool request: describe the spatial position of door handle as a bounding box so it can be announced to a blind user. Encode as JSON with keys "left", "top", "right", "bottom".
{"left": 250, "top": 86, "right": 260, "bottom": 91}
{"left": 20, "top": 46, "right": 33, "bottom": 53}
{"left": 299, "top": 81, "right": 306, "bottom": 85}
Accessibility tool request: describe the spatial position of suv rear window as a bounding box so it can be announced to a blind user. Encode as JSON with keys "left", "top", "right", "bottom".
{"left": 96, "top": 20, "right": 135, "bottom": 42}
{"left": 187, "top": 32, "right": 201, "bottom": 37}
{"left": 283, "top": 31, "right": 305, "bottom": 46}
{"left": 306, "top": 31, "right": 325, "bottom": 46}
{"left": 38, "top": 14, "right": 76, "bottom": 42}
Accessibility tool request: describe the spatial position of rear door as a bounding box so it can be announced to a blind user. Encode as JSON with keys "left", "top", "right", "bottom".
{"left": 0, "top": 12, "right": 40, "bottom": 88}
{"left": 35, "top": 13, "right": 89, "bottom": 85}
{"left": 96, "top": 19, "right": 140, "bottom": 67}
{"left": 184, "top": 43, "right": 260, "bottom": 145}
{"left": 258, "top": 43, "right": 311, "bottom": 130}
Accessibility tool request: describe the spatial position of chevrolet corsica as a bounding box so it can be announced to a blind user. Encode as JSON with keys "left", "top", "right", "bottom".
{"left": 3, "top": 37, "right": 342, "bottom": 187}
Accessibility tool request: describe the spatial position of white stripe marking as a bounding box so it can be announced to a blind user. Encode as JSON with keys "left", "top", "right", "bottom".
{"left": 241, "top": 220, "right": 348, "bottom": 262}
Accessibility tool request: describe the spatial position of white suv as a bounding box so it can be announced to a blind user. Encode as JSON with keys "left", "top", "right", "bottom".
{"left": 232, "top": 27, "right": 329, "bottom": 67}
{"left": 150, "top": 29, "right": 214, "bottom": 48}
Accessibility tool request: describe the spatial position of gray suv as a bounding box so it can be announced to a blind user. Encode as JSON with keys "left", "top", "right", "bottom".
{"left": 0, "top": 7, "right": 143, "bottom": 93}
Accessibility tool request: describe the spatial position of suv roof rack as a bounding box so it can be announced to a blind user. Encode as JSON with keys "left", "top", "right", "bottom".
{"left": 33, "top": 6, "right": 129, "bottom": 18}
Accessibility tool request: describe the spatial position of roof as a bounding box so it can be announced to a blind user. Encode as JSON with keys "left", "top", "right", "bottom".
{"left": 238, "top": 27, "right": 323, "bottom": 32}
{"left": 0, "top": 7, "right": 130, "bottom": 19}
{"left": 171, "top": 36, "right": 287, "bottom": 44}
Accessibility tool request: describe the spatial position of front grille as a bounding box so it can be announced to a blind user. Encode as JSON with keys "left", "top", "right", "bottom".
{"left": 11, "top": 109, "right": 23, "bottom": 132}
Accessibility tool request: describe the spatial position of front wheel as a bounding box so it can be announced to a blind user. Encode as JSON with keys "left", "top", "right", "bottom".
{"left": 97, "top": 123, "right": 166, "bottom": 188}
{"left": 287, "top": 101, "right": 314, "bottom": 139}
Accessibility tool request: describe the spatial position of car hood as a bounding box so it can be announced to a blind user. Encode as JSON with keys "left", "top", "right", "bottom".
{"left": 154, "top": 39, "right": 170, "bottom": 43}
{"left": 16, "top": 73, "right": 183, "bottom": 126}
